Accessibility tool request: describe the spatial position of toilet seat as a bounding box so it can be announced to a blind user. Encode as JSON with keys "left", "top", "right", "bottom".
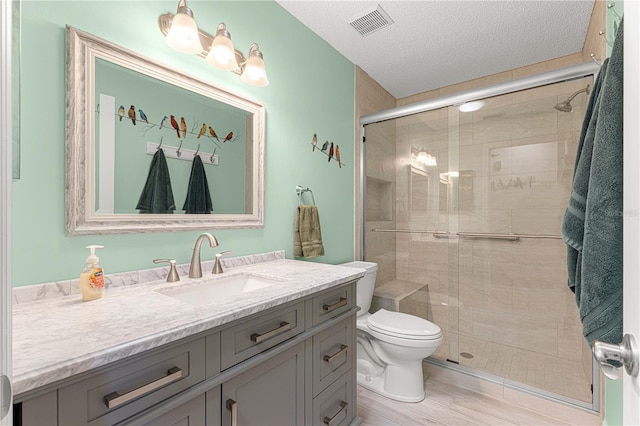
{"left": 367, "top": 309, "right": 442, "bottom": 340}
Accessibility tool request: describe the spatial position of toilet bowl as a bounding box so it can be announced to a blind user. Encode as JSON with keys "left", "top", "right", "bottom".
{"left": 340, "top": 261, "right": 442, "bottom": 403}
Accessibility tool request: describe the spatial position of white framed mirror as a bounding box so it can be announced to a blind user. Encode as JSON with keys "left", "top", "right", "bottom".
{"left": 65, "top": 27, "right": 265, "bottom": 235}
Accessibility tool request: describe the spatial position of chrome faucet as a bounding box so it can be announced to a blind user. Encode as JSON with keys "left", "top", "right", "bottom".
{"left": 189, "top": 233, "right": 219, "bottom": 278}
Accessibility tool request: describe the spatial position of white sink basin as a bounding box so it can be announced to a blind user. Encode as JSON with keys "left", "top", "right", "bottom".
{"left": 159, "top": 274, "right": 279, "bottom": 306}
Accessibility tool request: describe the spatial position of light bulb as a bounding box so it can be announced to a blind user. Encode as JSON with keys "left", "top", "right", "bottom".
{"left": 164, "top": 1, "right": 203, "bottom": 54}
{"left": 205, "top": 23, "right": 239, "bottom": 71}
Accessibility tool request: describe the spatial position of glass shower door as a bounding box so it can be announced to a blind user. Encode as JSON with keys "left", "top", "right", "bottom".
{"left": 363, "top": 74, "right": 595, "bottom": 406}
{"left": 449, "top": 76, "right": 593, "bottom": 404}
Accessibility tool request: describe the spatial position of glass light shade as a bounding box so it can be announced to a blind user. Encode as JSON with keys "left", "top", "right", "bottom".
{"left": 165, "top": 8, "right": 203, "bottom": 54}
{"left": 206, "top": 24, "right": 238, "bottom": 71}
{"left": 415, "top": 151, "right": 437, "bottom": 166}
{"left": 458, "top": 100, "right": 485, "bottom": 112}
{"left": 241, "top": 47, "right": 269, "bottom": 87}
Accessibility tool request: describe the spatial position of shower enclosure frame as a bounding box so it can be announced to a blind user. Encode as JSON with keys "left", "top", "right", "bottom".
{"left": 359, "top": 61, "right": 601, "bottom": 411}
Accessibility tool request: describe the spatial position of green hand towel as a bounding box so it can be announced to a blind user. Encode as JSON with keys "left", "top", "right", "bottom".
{"left": 562, "top": 19, "right": 623, "bottom": 345}
{"left": 294, "top": 205, "right": 325, "bottom": 258}
{"left": 183, "top": 155, "right": 213, "bottom": 214}
{"left": 136, "top": 149, "right": 176, "bottom": 214}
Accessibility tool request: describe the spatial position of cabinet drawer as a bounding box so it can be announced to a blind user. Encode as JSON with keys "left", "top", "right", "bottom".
{"left": 312, "top": 371, "right": 354, "bottom": 426}
{"left": 311, "top": 284, "right": 355, "bottom": 327}
{"left": 312, "top": 317, "right": 353, "bottom": 396}
{"left": 58, "top": 337, "right": 205, "bottom": 426}
{"left": 220, "top": 301, "right": 305, "bottom": 370}
{"left": 140, "top": 394, "right": 205, "bottom": 426}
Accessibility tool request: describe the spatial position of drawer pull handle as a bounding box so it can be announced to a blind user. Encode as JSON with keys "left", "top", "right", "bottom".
{"left": 250, "top": 321, "right": 292, "bottom": 343}
{"left": 104, "top": 366, "right": 183, "bottom": 409}
{"left": 323, "top": 297, "right": 347, "bottom": 312}
{"left": 323, "top": 345, "right": 349, "bottom": 363}
{"left": 227, "top": 399, "right": 238, "bottom": 426}
{"left": 323, "top": 401, "right": 348, "bottom": 425}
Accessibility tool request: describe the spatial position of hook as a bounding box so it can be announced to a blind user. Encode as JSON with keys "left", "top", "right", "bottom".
{"left": 194, "top": 143, "right": 200, "bottom": 157}
{"left": 607, "top": 2, "right": 622, "bottom": 19}
{"left": 599, "top": 30, "right": 613, "bottom": 47}
{"left": 157, "top": 137, "right": 164, "bottom": 150}
{"left": 210, "top": 147, "right": 217, "bottom": 163}
{"left": 590, "top": 53, "right": 602, "bottom": 67}
{"left": 176, "top": 140, "right": 183, "bottom": 157}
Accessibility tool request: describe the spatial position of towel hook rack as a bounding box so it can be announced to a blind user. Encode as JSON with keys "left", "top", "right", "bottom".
{"left": 176, "top": 140, "right": 183, "bottom": 157}
{"left": 296, "top": 185, "right": 316, "bottom": 205}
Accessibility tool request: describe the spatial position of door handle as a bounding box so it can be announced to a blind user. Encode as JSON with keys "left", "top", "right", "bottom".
{"left": 592, "top": 334, "right": 639, "bottom": 379}
{"left": 226, "top": 399, "right": 237, "bottom": 426}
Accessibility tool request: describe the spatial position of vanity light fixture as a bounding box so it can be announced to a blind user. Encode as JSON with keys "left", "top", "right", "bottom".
{"left": 163, "top": 0, "right": 203, "bottom": 54}
{"left": 412, "top": 150, "right": 437, "bottom": 167}
{"left": 159, "top": 0, "right": 269, "bottom": 86}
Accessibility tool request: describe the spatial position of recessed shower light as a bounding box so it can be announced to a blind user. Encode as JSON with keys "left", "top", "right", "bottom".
{"left": 458, "top": 100, "right": 485, "bottom": 112}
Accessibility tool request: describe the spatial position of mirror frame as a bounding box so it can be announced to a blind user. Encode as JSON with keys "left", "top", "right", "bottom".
{"left": 65, "top": 27, "right": 265, "bottom": 235}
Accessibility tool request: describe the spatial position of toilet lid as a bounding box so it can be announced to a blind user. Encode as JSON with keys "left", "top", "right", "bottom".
{"left": 367, "top": 309, "right": 442, "bottom": 339}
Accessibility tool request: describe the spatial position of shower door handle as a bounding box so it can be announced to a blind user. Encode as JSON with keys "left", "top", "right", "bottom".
{"left": 592, "top": 334, "right": 639, "bottom": 379}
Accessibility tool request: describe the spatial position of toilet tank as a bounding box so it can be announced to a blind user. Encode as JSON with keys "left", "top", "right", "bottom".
{"left": 340, "top": 261, "right": 378, "bottom": 315}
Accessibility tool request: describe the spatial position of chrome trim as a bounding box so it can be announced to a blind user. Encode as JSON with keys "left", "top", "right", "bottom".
{"left": 360, "top": 61, "right": 600, "bottom": 125}
{"left": 371, "top": 229, "right": 561, "bottom": 240}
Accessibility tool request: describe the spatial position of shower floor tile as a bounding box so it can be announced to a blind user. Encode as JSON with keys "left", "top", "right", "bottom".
{"left": 453, "top": 335, "right": 592, "bottom": 403}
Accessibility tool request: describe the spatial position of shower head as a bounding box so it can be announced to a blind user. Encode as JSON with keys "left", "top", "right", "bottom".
{"left": 554, "top": 85, "right": 590, "bottom": 112}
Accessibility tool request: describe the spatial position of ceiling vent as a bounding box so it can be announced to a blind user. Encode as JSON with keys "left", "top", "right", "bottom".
{"left": 348, "top": 4, "right": 394, "bottom": 37}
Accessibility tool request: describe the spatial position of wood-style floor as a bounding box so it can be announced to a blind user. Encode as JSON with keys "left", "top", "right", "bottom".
{"left": 357, "top": 371, "right": 601, "bottom": 426}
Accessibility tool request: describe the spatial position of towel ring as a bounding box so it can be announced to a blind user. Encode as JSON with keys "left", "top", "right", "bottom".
{"left": 296, "top": 185, "right": 316, "bottom": 206}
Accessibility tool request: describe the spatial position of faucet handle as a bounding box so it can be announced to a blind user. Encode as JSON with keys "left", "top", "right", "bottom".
{"left": 213, "top": 251, "right": 232, "bottom": 274}
{"left": 153, "top": 259, "right": 180, "bottom": 282}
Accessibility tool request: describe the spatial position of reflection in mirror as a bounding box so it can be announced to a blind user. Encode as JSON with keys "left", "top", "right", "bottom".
{"left": 66, "top": 27, "right": 264, "bottom": 235}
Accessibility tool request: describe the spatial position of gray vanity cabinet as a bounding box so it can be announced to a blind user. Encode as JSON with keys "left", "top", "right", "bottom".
{"left": 15, "top": 281, "right": 358, "bottom": 426}
{"left": 219, "top": 343, "right": 305, "bottom": 426}
{"left": 140, "top": 394, "right": 206, "bottom": 426}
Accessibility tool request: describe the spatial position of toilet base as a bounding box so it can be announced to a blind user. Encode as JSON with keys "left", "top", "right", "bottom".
{"left": 356, "top": 370, "right": 425, "bottom": 403}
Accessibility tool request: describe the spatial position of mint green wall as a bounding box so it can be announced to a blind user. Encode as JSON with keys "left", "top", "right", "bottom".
{"left": 13, "top": 1, "right": 355, "bottom": 286}
{"left": 603, "top": 3, "right": 623, "bottom": 423}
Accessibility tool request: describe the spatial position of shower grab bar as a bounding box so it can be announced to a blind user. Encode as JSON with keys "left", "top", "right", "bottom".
{"left": 370, "top": 229, "right": 561, "bottom": 241}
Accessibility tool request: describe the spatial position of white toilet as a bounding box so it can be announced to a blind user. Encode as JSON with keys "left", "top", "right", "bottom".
{"left": 341, "top": 261, "right": 442, "bottom": 403}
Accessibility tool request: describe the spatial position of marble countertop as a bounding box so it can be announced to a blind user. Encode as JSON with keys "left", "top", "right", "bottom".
{"left": 13, "top": 259, "right": 365, "bottom": 396}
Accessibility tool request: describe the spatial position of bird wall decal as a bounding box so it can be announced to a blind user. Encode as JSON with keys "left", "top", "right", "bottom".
{"left": 223, "top": 132, "right": 234, "bottom": 143}
{"left": 321, "top": 141, "right": 329, "bottom": 153}
{"left": 128, "top": 105, "right": 136, "bottom": 125}
{"left": 159, "top": 116, "right": 168, "bottom": 130}
{"left": 138, "top": 109, "right": 148, "bottom": 124}
{"left": 208, "top": 126, "right": 219, "bottom": 141}
{"left": 170, "top": 115, "right": 180, "bottom": 138}
{"left": 336, "top": 145, "right": 341, "bottom": 168}
{"left": 328, "top": 142, "right": 334, "bottom": 162}
{"left": 312, "top": 133, "right": 317, "bottom": 151}
{"left": 198, "top": 123, "right": 206, "bottom": 139}
{"left": 118, "top": 105, "right": 125, "bottom": 122}
{"left": 180, "top": 117, "right": 187, "bottom": 138}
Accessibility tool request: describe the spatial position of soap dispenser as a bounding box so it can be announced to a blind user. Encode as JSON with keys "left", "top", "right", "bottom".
{"left": 80, "top": 245, "right": 105, "bottom": 302}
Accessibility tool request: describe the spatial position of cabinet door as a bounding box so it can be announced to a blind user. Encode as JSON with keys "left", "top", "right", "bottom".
{"left": 140, "top": 394, "right": 205, "bottom": 426}
{"left": 221, "top": 343, "right": 304, "bottom": 426}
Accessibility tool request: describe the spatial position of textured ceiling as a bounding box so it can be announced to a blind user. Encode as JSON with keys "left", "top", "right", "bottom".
{"left": 276, "top": 1, "right": 594, "bottom": 99}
